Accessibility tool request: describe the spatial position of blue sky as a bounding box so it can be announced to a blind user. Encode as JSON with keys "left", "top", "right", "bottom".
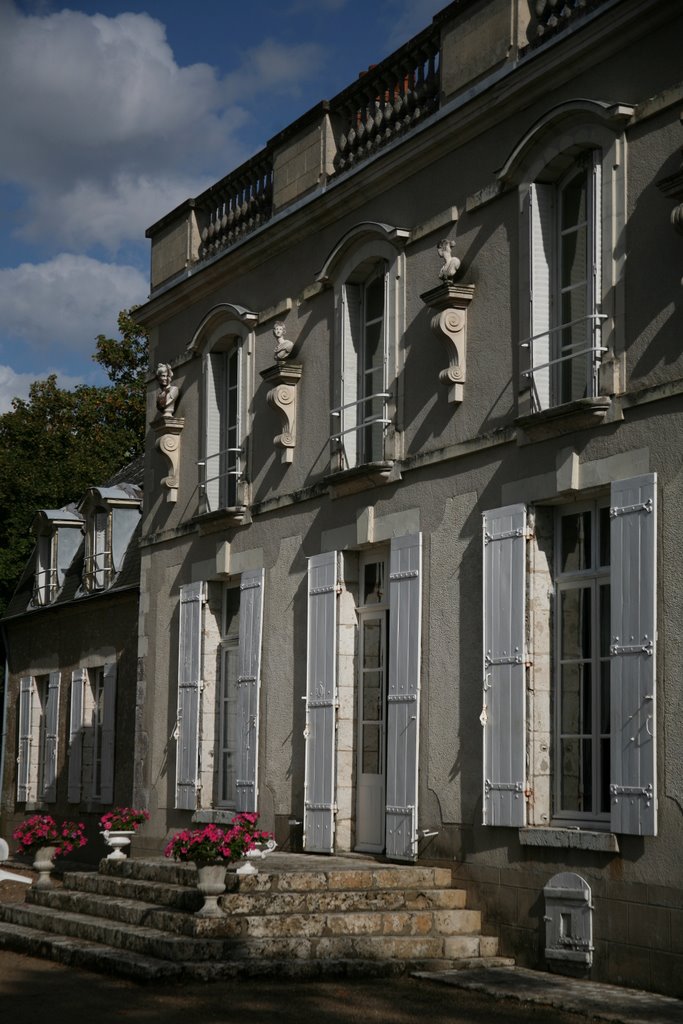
{"left": 0, "top": 0, "right": 444, "bottom": 410}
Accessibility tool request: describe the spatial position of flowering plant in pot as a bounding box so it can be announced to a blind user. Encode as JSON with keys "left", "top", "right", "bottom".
{"left": 165, "top": 814, "right": 272, "bottom": 864}
{"left": 99, "top": 807, "right": 150, "bottom": 832}
{"left": 12, "top": 815, "right": 87, "bottom": 856}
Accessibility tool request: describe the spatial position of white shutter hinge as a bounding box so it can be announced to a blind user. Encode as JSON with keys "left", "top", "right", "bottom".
{"left": 610, "top": 499, "right": 653, "bottom": 518}
{"left": 485, "top": 780, "right": 524, "bottom": 795}
{"left": 610, "top": 638, "right": 653, "bottom": 657}
{"left": 610, "top": 783, "right": 653, "bottom": 803}
{"left": 485, "top": 650, "right": 523, "bottom": 666}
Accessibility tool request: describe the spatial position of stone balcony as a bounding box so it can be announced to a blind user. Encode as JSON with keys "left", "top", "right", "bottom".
{"left": 146, "top": 0, "right": 615, "bottom": 292}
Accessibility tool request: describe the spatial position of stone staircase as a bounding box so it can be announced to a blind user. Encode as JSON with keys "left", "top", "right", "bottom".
{"left": 0, "top": 853, "right": 510, "bottom": 982}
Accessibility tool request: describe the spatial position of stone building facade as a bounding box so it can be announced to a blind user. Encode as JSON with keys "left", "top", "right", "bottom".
{"left": 5, "top": 0, "right": 683, "bottom": 997}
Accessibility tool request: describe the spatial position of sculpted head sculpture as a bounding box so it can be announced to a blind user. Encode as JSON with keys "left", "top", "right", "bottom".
{"left": 437, "top": 238, "right": 461, "bottom": 282}
{"left": 273, "top": 321, "right": 294, "bottom": 361}
{"left": 155, "top": 362, "right": 179, "bottom": 418}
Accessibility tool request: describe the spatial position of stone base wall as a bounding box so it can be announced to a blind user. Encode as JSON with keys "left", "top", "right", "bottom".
{"left": 452, "top": 861, "right": 683, "bottom": 999}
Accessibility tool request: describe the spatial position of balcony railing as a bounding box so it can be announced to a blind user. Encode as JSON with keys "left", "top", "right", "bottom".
{"left": 330, "top": 391, "right": 392, "bottom": 469}
{"left": 198, "top": 448, "right": 243, "bottom": 513}
{"left": 520, "top": 313, "right": 608, "bottom": 412}
{"left": 32, "top": 567, "right": 58, "bottom": 607}
{"left": 330, "top": 22, "right": 440, "bottom": 177}
{"left": 195, "top": 151, "right": 274, "bottom": 263}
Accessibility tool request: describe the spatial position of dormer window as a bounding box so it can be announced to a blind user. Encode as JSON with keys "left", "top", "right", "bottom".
{"left": 78, "top": 486, "right": 141, "bottom": 594}
{"left": 31, "top": 509, "right": 83, "bottom": 608}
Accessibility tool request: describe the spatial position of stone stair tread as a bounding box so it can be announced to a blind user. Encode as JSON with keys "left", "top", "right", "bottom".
{"left": 0, "top": 920, "right": 181, "bottom": 981}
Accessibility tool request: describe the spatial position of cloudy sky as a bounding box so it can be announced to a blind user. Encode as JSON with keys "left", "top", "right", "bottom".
{"left": 0, "top": 0, "right": 444, "bottom": 411}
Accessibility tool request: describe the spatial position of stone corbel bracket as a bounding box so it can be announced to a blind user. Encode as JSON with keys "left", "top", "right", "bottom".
{"left": 153, "top": 417, "right": 185, "bottom": 502}
{"left": 260, "top": 363, "right": 303, "bottom": 464}
{"left": 420, "top": 283, "right": 475, "bottom": 403}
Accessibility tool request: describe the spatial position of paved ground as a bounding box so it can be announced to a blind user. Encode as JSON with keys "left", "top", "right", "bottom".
{"left": 0, "top": 948, "right": 596, "bottom": 1024}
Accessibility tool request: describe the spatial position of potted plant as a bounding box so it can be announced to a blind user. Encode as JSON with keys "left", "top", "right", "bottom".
{"left": 99, "top": 806, "right": 149, "bottom": 860}
{"left": 164, "top": 814, "right": 273, "bottom": 916}
{"left": 13, "top": 815, "right": 87, "bottom": 888}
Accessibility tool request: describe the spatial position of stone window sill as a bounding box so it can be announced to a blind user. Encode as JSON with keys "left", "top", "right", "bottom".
{"left": 519, "top": 826, "right": 619, "bottom": 853}
{"left": 515, "top": 396, "right": 612, "bottom": 445}
{"left": 325, "top": 460, "right": 399, "bottom": 498}
{"left": 193, "top": 809, "right": 237, "bottom": 825}
{"left": 194, "top": 505, "right": 251, "bottom": 535}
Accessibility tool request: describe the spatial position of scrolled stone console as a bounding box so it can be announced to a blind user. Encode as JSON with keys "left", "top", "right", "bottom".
{"left": 153, "top": 417, "right": 184, "bottom": 502}
{"left": 421, "top": 282, "right": 475, "bottom": 404}
{"left": 260, "top": 362, "right": 303, "bottom": 464}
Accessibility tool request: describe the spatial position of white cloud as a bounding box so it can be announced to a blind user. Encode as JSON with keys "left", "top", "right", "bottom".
{"left": 222, "top": 38, "right": 326, "bottom": 102}
{"left": 0, "top": 5, "right": 328, "bottom": 252}
{"left": 0, "top": 365, "right": 84, "bottom": 414}
{"left": 0, "top": 254, "right": 149, "bottom": 353}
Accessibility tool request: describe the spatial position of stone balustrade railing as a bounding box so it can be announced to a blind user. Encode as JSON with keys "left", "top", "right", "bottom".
{"left": 329, "top": 22, "right": 440, "bottom": 177}
{"left": 195, "top": 151, "right": 274, "bottom": 263}
{"left": 146, "top": 0, "right": 616, "bottom": 290}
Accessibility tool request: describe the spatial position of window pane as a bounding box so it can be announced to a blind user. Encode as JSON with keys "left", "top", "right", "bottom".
{"left": 362, "top": 724, "right": 381, "bottom": 774}
{"left": 560, "top": 587, "right": 591, "bottom": 659}
{"left": 600, "top": 737, "right": 610, "bottom": 815}
{"left": 560, "top": 662, "right": 591, "bottom": 735}
{"left": 599, "top": 585, "right": 611, "bottom": 659}
{"left": 599, "top": 506, "right": 611, "bottom": 566}
{"left": 561, "top": 170, "right": 587, "bottom": 231}
{"left": 365, "top": 274, "right": 384, "bottom": 323}
{"left": 364, "top": 322, "right": 383, "bottom": 372}
{"left": 223, "top": 587, "right": 241, "bottom": 637}
{"left": 560, "top": 511, "right": 592, "bottom": 572}
{"left": 600, "top": 661, "right": 610, "bottom": 735}
{"left": 561, "top": 230, "right": 588, "bottom": 296}
{"left": 363, "top": 563, "right": 385, "bottom": 604}
{"left": 560, "top": 737, "right": 592, "bottom": 814}
{"left": 362, "top": 672, "right": 382, "bottom": 720}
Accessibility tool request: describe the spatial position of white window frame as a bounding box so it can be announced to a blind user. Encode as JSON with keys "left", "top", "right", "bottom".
{"left": 482, "top": 473, "right": 657, "bottom": 837}
{"left": 316, "top": 224, "right": 408, "bottom": 474}
{"left": 189, "top": 304, "right": 256, "bottom": 516}
{"left": 217, "top": 583, "right": 240, "bottom": 808}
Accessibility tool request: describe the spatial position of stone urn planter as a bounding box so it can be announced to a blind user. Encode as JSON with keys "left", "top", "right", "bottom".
{"left": 101, "top": 830, "right": 133, "bottom": 861}
{"left": 195, "top": 862, "right": 228, "bottom": 917}
{"left": 32, "top": 845, "right": 58, "bottom": 889}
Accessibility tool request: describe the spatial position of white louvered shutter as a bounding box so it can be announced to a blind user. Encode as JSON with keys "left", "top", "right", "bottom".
{"left": 99, "top": 662, "right": 117, "bottom": 803}
{"left": 204, "top": 354, "right": 223, "bottom": 512}
{"left": 303, "top": 551, "right": 338, "bottom": 853}
{"left": 236, "top": 568, "right": 264, "bottom": 813}
{"left": 68, "top": 669, "right": 86, "bottom": 803}
{"left": 610, "top": 474, "right": 657, "bottom": 836}
{"left": 529, "top": 183, "right": 554, "bottom": 412}
{"left": 175, "top": 581, "right": 204, "bottom": 810}
{"left": 482, "top": 504, "right": 527, "bottom": 827}
{"left": 386, "top": 533, "right": 422, "bottom": 861}
{"left": 340, "top": 285, "right": 361, "bottom": 468}
{"left": 17, "top": 676, "right": 33, "bottom": 802}
{"left": 41, "top": 671, "right": 61, "bottom": 803}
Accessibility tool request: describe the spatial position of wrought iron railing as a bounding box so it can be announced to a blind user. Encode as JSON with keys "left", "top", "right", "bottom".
{"left": 330, "top": 390, "right": 392, "bottom": 468}
{"left": 198, "top": 448, "right": 243, "bottom": 512}
{"left": 520, "top": 313, "right": 608, "bottom": 412}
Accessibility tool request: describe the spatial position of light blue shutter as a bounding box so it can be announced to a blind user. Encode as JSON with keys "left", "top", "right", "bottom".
{"left": 68, "top": 669, "right": 86, "bottom": 803}
{"left": 176, "top": 582, "right": 204, "bottom": 810}
{"left": 610, "top": 474, "right": 657, "bottom": 836}
{"left": 386, "top": 533, "right": 422, "bottom": 861}
{"left": 99, "top": 662, "right": 117, "bottom": 803}
{"left": 303, "top": 551, "right": 338, "bottom": 853}
{"left": 482, "top": 504, "right": 527, "bottom": 827}
{"left": 41, "top": 671, "right": 61, "bottom": 803}
{"left": 204, "top": 354, "right": 223, "bottom": 511}
{"left": 236, "top": 568, "right": 264, "bottom": 813}
{"left": 529, "top": 183, "right": 553, "bottom": 411}
{"left": 17, "top": 676, "right": 33, "bottom": 802}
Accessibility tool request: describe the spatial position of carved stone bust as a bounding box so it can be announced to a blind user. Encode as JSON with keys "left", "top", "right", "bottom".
{"left": 273, "top": 321, "right": 294, "bottom": 362}
{"left": 155, "top": 362, "right": 179, "bottom": 419}
{"left": 437, "top": 238, "right": 461, "bottom": 283}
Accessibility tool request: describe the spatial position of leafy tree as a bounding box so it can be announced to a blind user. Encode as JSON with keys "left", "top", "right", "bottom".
{"left": 0, "top": 308, "right": 148, "bottom": 616}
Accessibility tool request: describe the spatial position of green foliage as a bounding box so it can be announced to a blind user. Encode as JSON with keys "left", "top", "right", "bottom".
{"left": 0, "top": 309, "right": 148, "bottom": 616}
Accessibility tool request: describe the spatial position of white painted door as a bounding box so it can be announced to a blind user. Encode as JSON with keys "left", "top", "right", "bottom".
{"left": 355, "top": 609, "right": 388, "bottom": 852}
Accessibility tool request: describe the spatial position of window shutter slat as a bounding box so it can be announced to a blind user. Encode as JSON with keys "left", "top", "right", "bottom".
{"left": 42, "top": 671, "right": 61, "bottom": 803}
{"left": 303, "top": 551, "right": 338, "bottom": 853}
{"left": 99, "top": 662, "right": 117, "bottom": 803}
{"left": 386, "top": 533, "right": 422, "bottom": 861}
{"left": 236, "top": 568, "right": 265, "bottom": 813}
{"left": 205, "top": 355, "right": 223, "bottom": 512}
{"left": 529, "top": 183, "right": 554, "bottom": 412}
{"left": 482, "top": 504, "right": 527, "bottom": 827}
{"left": 68, "top": 669, "right": 86, "bottom": 803}
{"left": 610, "top": 474, "right": 657, "bottom": 836}
{"left": 175, "top": 581, "right": 204, "bottom": 810}
{"left": 17, "top": 676, "right": 33, "bottom": 802}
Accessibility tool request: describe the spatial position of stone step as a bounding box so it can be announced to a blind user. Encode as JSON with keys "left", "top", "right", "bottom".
{"left": 27, "top": 888, "right": 482, "bottom": 941}
{"left": 0, "top": 918, "right": 476, "bottom": 982}
{"left": 0, "top": 900, "right": 491, "bottom": 965}
{"left": 0, "top": 920, "right": 181, "bottom": 982}
{"left": 64, "top": 869, "right": 466, "bottom": 915}
{"left": 99, "top": 858, "right": 453, "bottom": 893}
